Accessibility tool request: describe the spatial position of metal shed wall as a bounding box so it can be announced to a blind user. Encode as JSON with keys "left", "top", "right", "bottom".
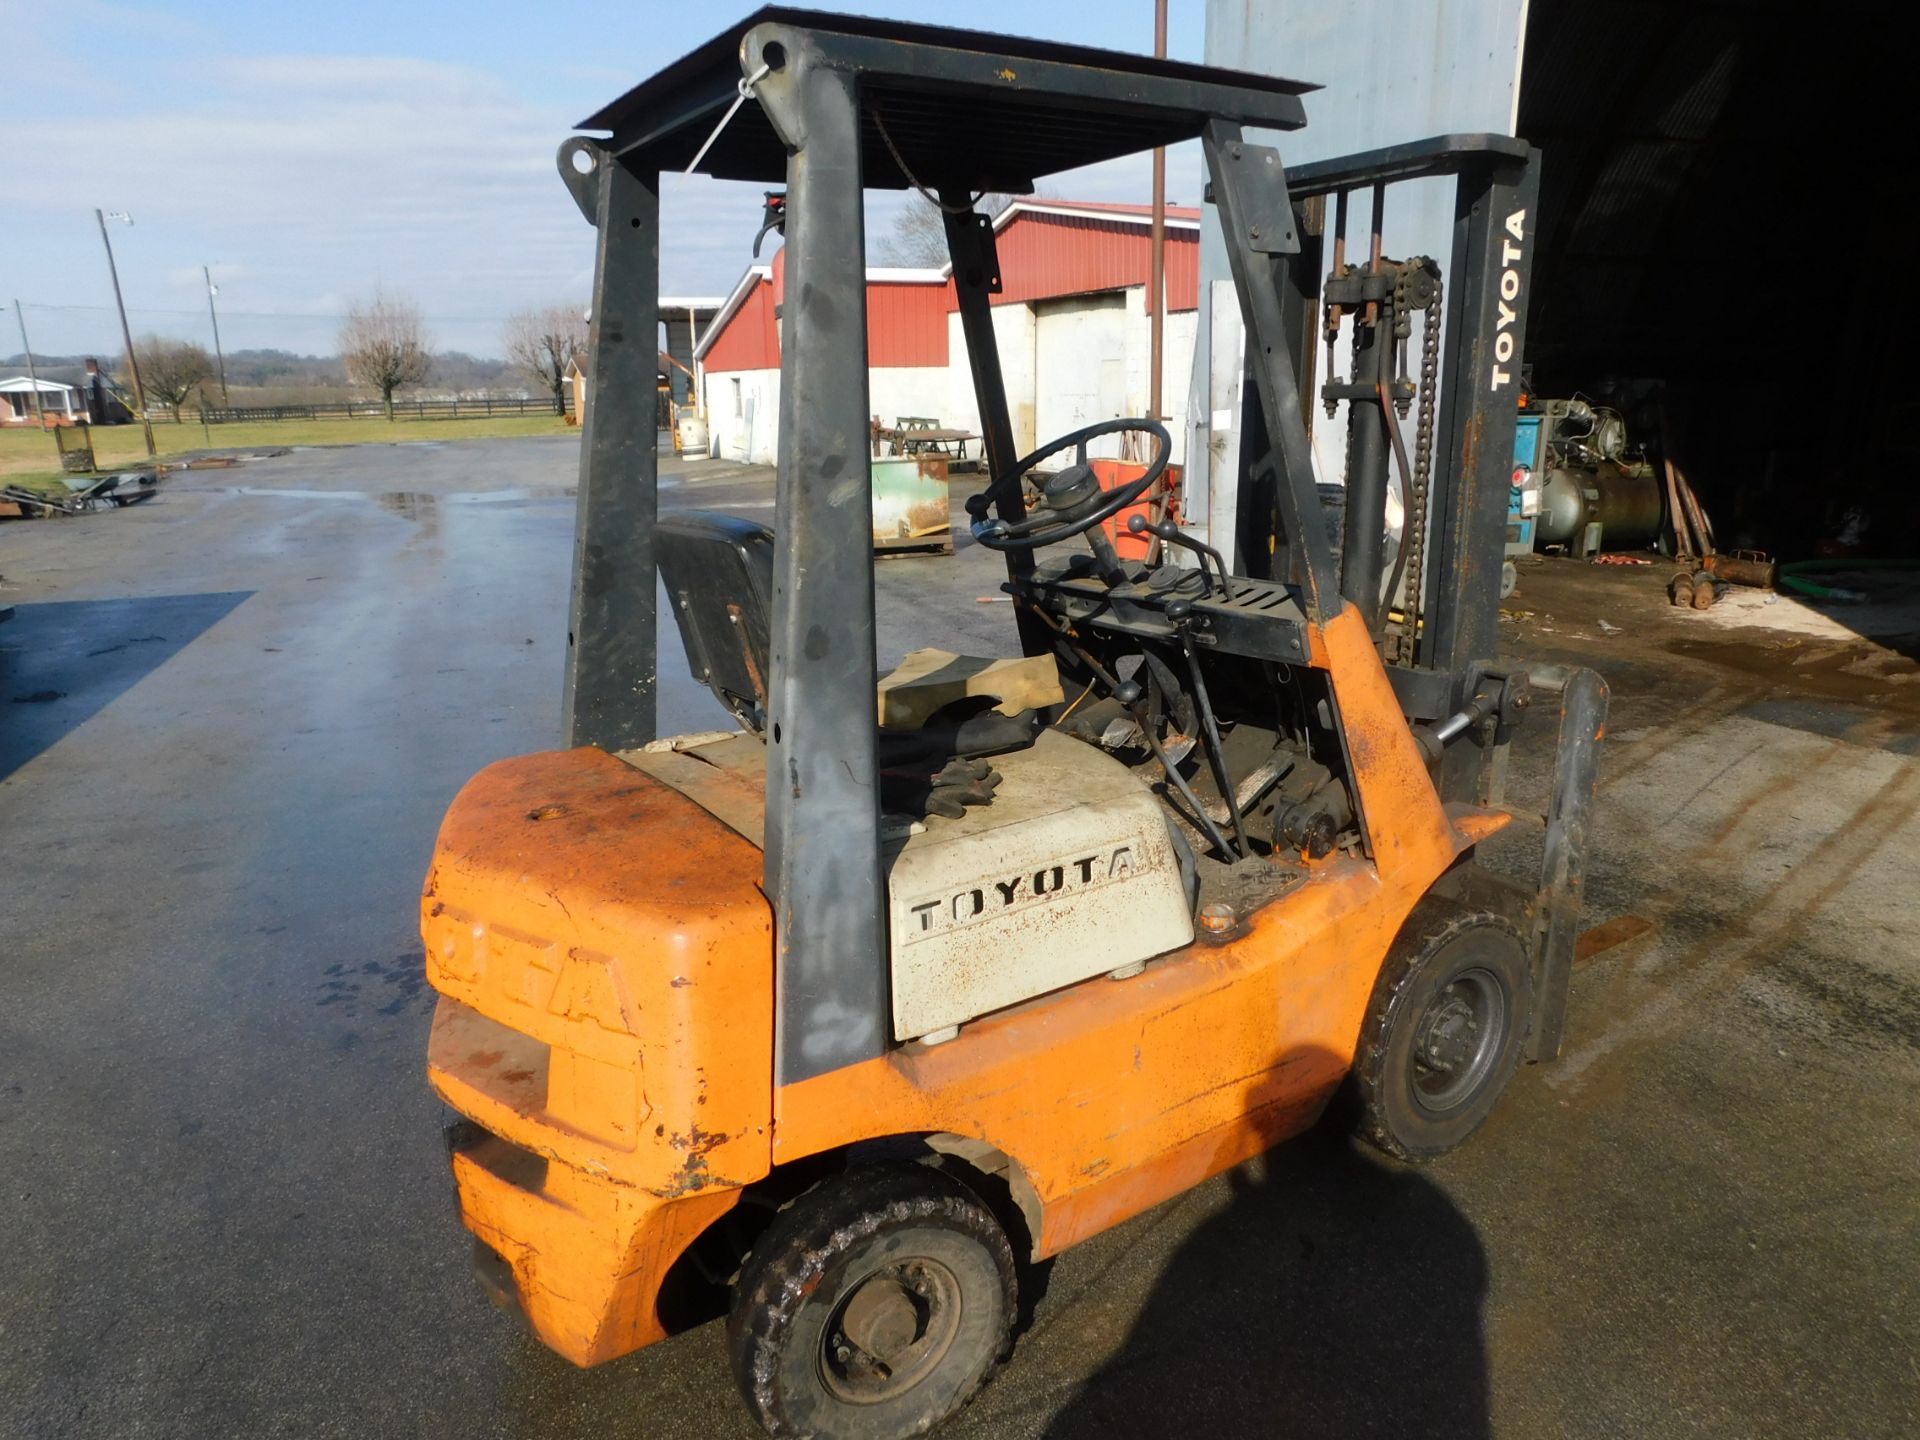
{"left": 867, "top": 280, "right": 952, "bottom": 367}
{"left": 701, "top": 276, "right": 781, "bottom": 373}
{"left": 983, "top": 210, "right": 1201, "bottom": 314}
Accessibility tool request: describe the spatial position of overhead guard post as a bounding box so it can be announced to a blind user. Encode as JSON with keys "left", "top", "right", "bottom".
{"left": 941, "top": 197, "right": 1050, "bottom": 660}
{"left": 563, "top": 146, "right": 661, "bottom": 751}
{"left": 1201, "top": 120, "right": 1340, "bottom": 620}
{"left": 750, "top": 33, "right": 891, "bottom": 1086}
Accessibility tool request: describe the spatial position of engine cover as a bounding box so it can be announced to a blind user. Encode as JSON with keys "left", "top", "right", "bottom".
{"left": 886, "top": 730, "right": 1195, "bottom": 1042}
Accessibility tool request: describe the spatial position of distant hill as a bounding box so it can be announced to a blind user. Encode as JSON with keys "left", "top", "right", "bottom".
{"left": 0, "top": 348, "right": 540, "bottom": 406}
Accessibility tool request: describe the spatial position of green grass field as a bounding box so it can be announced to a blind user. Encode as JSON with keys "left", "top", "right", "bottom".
{"left": 0, "top": 414, "right": 578, "bottom": 483}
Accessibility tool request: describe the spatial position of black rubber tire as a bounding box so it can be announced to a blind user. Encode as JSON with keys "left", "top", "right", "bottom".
{"left": 1353, "top": 900, "right": 1532, "bottom": 1162}
{"left": 727, "top": 1163, "right": 1017, "bottom": 1440}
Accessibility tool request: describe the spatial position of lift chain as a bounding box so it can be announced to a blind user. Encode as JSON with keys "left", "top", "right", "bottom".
{"left": 1396, "top": 269, "right": 1443, "bottom": 665}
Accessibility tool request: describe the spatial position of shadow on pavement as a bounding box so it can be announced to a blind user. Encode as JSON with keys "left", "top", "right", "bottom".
{"left": 1041, "top": 1117, "right": 1491, "bottom": 1440}
{"left": 0, "top": 592, "right": 251, "bottom": 781}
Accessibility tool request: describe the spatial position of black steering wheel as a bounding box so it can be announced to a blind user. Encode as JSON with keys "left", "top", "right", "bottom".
{"left": 965, "top": 417, "right": 1171, "bottom": 551}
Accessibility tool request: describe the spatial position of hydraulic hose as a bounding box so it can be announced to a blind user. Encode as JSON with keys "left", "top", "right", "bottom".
{"left": 1777, "top": 557, "right": 1920, "bottom": 602}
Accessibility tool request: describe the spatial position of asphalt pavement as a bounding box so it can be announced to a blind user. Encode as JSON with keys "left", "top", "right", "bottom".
{"left": 2, "top": 435, "right": 1916, "bottom": 1438}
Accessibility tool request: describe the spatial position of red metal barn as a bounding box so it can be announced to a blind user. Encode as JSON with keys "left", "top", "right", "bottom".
{"left": 695, "top": 199, "right": 1201, "bottom": 467}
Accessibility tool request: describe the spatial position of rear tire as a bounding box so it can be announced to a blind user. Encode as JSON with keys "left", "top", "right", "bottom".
{"left": 1353, "top": 900, "right": 1532, "bottom": 1162}
{"left": 727, "top": 1163, "right": 1016, "bottom": 1440}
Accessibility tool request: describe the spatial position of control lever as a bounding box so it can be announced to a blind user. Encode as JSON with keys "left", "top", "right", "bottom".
{"left": 1163, "top": 596, "right": 1250, "bottom": 858}
{"left": 1128, "top": 514, "right": 1230, "bottom": 598}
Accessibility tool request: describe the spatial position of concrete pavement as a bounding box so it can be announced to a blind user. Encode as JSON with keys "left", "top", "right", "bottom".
{"left": 2, "top": 435, "right": 1915, "bottom": 1438}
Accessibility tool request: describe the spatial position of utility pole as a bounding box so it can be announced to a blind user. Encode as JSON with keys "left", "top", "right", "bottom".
{"left": 204, "top": 265, "right": 229, "bottom": 402}
{"left": 95, "top": 207, "right": 155, "bottom": 457}
{"left": 13, "top": 299, "right": 47, "bottom": 430}
{"left": 1148, "top": 0, "right": 1168, "bottom": 423}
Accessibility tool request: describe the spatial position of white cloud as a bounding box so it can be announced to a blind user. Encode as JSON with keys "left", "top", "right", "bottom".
{"left": 2, "top": 44, "right": 770, "bottom": 354}
{"left": 1, "top": 12, "right": 1210, "bottom": 358}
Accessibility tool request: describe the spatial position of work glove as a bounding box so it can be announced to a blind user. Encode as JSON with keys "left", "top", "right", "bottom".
{"left": 880, "top": 758, "right": 1002, "bottom": 820}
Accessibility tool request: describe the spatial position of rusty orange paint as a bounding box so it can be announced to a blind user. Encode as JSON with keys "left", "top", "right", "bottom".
{"left": 1316, "top": 604, "right": 1461, "bottom": 885}
{"left": 772, "top": 849, "right": 1462, "bottom": 1255}
{"left": 424, "top": 610, "right": 1511, "bottom": 1367}
{"left": 423, "top": 748, "right": 772, "bottom": 1365}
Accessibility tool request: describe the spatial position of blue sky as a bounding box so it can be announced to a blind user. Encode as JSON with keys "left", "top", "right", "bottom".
{"left": 1, "top": 1, "right": 1208, "bottom": 359}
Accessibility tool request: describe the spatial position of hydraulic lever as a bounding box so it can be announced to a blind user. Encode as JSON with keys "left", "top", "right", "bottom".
{"left": 1017, "top": 594, "right": 1236, "bottom": 857}
{"left": 1128, "top": 513, "right": 1230, "bottom": 598}
{"left": 1166, "top": 595, "right": 1251, "bottom": 857}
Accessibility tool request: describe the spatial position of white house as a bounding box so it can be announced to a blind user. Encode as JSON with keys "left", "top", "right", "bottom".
{"left": 0, "top": 377, "right": 82, "bottom": 426}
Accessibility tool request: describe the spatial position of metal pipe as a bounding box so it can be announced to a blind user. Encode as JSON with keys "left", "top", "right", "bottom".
{"left": 1701, "top": 553, "right": 1777, "bottom": 588}
{"left": 943, "top": 188, "right": 1048, "bottom": 658}
{"left": 688, "top": 303, "right": 705, "bottom": 420}
{"left": 1341, "top": 315, "right": 1389, "bottom": 626}
{"left": 1177, "top": 626, "right": 1250, "bottom": 856}
{"left": 1147, "top": 0, "right": 1167, "bottom": 424}
{"left": 1136, "top": 686, "right": 1235, "bottom": 859}
{"left": 1363, "top": 181, "right": 1384, "bottom": 325}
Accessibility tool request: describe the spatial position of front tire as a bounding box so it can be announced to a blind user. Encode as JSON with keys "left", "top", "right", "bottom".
{"left": 1354, "top": 901, "right": 1532, "bottom": 1161}
{"left": 727, "top": 1163, "right": 1016, "bottom": 1440}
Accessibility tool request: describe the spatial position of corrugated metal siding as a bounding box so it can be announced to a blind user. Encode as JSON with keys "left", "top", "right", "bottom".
{"left": 702, "top": 209, "right": 1201, "bottom": 368}
{"left": 703, "top": 273, "right": 951, "bottom": 372}
{"left": 702, "top": 277, "right": 779, "bottom": 372}
{"left": 868, "top": 282, "right": 952, "bottom": 367}
{"left": 986, "top": 213, "right": 1199, "bottom": 313}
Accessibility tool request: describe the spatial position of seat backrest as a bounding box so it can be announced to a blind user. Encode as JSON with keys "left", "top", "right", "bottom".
{"left": 657, "top": 510, "right": 775, "bottom": 732}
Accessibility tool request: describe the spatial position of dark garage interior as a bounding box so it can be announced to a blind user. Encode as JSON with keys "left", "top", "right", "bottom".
{"left": 1519, "top": 0, "right": 1909, "bottom": 560}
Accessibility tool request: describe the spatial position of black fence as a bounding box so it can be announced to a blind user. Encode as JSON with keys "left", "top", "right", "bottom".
{"left": 197, "top": 394, "right": 574, "bottom": 423}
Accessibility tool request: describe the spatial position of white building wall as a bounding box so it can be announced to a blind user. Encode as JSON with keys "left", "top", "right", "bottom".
{"left": 703, "top": 368, "right": 782, "bottom": 465}
{"left": 1119, "top": 287, "right": 1198, "bottom": 468}
{"left": 701, "top": 290, "right": 1193, "bottom": 473}
{"left": 869, "top": 367, "right": 958, "bottom": 434}
{"left": 1035, "top": 293, "right": 1128, "bottom": 455}
{"left": 943, "top": 303, "right": 1039, "bottom": 456}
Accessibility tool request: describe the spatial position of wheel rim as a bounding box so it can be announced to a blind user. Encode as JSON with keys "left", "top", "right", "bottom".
{"left": 1410, "top": 965, "right": 1507, "bottom": 1114}
{"left": 818, "top": 1258, "right": 964, "bottom": 1405}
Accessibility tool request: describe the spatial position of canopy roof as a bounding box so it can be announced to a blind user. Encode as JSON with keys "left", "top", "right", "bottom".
{"left": 578, "top": 6, "right": 1314, "bottom": 191}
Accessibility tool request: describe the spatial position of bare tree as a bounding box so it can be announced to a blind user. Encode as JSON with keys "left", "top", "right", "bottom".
{"left": 502, "top": 304, "right": 587, "bottom": 415}
{"left": 339, "top": 292, "right": 432, "bottom": 418}
{"left": 880, "top": 192, "right": 1022, "bottom": 266}
{"left": 131, "top": 336, "right": 214, "bottom": 420}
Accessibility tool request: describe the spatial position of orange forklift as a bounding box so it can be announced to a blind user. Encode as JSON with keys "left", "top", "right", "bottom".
{"left": 424, "top": 10, "right": 1606, "bottom": 1437}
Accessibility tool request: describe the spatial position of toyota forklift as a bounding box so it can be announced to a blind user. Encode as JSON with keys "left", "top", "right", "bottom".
{"left": 423, "top": 11, "right": 1606, "bottom": 1437}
